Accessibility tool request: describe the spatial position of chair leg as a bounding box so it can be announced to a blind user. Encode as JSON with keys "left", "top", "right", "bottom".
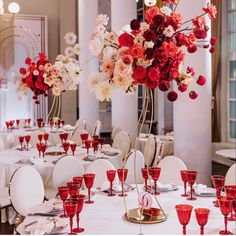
{"left": 5, "top": 206, "right": 9, "bottom": 221}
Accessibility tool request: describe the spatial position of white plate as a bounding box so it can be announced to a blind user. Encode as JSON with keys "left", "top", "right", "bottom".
{"left": 194, "top": 188, "right": 216, "bottom": 197}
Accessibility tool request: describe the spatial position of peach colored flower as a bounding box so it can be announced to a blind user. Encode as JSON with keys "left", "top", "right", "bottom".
{"left": 145, "top": 7, "right": 160, "bottom": 24}
{"left": 117, "top": 47, "right": 129, "bottom": 59}
{"left": 192, "top": 16, "right": 206, "bottom": 30}
{"left": 128, "top": 43, "right": 145, "bottom": 59}
{"left": 114, "top": 61, "right": 132, "bottom": 76}
{"left": 203, "top": 3, "right": 217, "bottom": 20}
{"left": 104, "top": 32, "right": 117, "bottom": 43}
{"left": 171, "top": 12, "right": 183, "bottom": 28}
{"left": 100, "top": 59, "right": 115, "bottom": 74}
{"left": 113, "top": 75, "right": 133, "bottom": 90}
{"left": 162, "top": 42, "right": 179, "bottom": 58}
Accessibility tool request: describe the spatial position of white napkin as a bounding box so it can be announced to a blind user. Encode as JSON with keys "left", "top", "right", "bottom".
{"left": 25, "top": 219, "right": 54, "bottom": 235}
{"left": 29, "top": 201, "right": 54, "bottom": 215}
{"left": 6, "top": 134, "right": 14, "bottom": 144}
{"left": 156, "top": 182, "right": 172, "bottom": 189}
{"left": 193, "top": 184, "right": 207, "bottom": 195}
{"left": 62, "top": 124, "right": 73, "bottom": 131}
{"left": 99, "top": 182, "right": 122, "bottom": 192}
{"left": 30, "top": 157, "right": 44, "bottom": 166}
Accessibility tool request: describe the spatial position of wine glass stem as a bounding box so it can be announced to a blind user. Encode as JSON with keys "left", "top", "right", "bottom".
{"left": 154, "top": 181, "right": 157, "bottom": 195}
{"left": 145, "top": 179, "right": 147, "bottom": 191}
{"left": 70, "top": 217, "right": 73, "bottom": 234}
{"left": 88, "top": 188, "right": 91, "bottom": 202}
{"left": 200, "top": 226, "right": 204, "bottom": 235}
{"left": 184, "top": 182, "right": 187, "bottom": 195}
{"left": 122, "top": 182, "right": 124, "bottom": 196}
{"left": 190, "top": 184, "right": 193, "bottom": 199}
{"left": 183, "top": 225, "right": 186, "bottom": 235}
{"left": 224, "top": 216, "right": 228, "bottom": 233}
{"left": 63, "top": 202, "right": 65, "bottom": 216}
{"left": 110, "top": 181, "right": 112, "bottom": 195}
{"left": 77, "top": 213, "right": 79, "bottom": 228}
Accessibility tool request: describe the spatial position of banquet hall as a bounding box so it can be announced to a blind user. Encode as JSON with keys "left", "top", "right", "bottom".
{"left": 0, "top": 0, "right": 235, "bottom": 235}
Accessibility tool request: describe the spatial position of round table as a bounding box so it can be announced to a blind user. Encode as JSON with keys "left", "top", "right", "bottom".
{"left": 16, "top": 185, "right": 236, "bottom": 235}
{"left": 215, "top": 149, "right": 236, "bottom": 161}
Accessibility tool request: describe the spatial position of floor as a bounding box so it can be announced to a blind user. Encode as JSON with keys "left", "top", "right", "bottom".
{"left": 0, "top": 222, "right": 14, "bottom": 235}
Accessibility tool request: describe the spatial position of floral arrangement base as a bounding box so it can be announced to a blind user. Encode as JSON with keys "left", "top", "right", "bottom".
{"left": 124, "top": 207, "right": 167, "bottom": 224}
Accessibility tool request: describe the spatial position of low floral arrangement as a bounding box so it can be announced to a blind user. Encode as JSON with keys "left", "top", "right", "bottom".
{"left": 89, "top": 1, "right": 217, "bottom": 102}
{"left": 18, "top": 32, "right": 81, "bottom": 104}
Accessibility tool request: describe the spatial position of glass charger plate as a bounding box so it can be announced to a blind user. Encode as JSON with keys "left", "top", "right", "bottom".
{"left": 124, "top": 208, "right": 167, "bottom": 224}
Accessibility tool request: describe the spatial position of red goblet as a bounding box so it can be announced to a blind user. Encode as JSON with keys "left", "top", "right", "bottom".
{"left": 70, "top": 143, "right": 77, "bottom": 155}
{"left": 5, "top": 121, "right": 10, "bottom": 131}
{"left": 19, "top": 136, "right": 24, "bottom": 150}
{"left": 195, "top": 208, "right": 210, "bottom": 235}
{"left": 43, "top": 133, "right": 49, "bottom": 146}
{"left": 97, "top": 137, "right": 105, "bottom": 149}
{"left": 67, "top": 182, "right": 79, "bottom": 196}
{"left": 59, "top": 133, "right": 64, "bottom": 146}
{"left": 92, "top": 140, "right": 99, "bottom": 153}
{"left": 106, "top": 170, "right": 116, "bottom": 197}
{"left": 71, "top": 194, "right": 86, "bottom": 233}
{"left": 58, "top": 186, "right": 69, "bottom": 218}
{"left": 38, "top": 134, "right": 43, "bottom": 144}
{"left": 63, "top": 133, "right": 69, "bottom": 142}
{"left": 211, "top": 175, "right": 225, "bottom": 207}
{"left": 63, "top": 142, "right": 70, "bottom": 155}
{"left": 186, "top": 170, "right": 197, "bottom": 201}
{"left": 83, "top": 173, "right": 95, "bottom": 204}
{"left": 64, "top": 201, "right": 77, "bottom": 235}
{"left": 117, "top": 169, "right": 128, "bottom": 197}
{"left": 225, "top": 185, "right": 236, "bottom": 221}
{"left": 41, "top": 143, "right": 47, "bottom": 158}
{"left": 27, "top": 118, "right": 31, "bottom": 127}
{"left": 149, "top": 167, "right": 161, "bottom": 195}
{"left": 25, "top": 135, "right": 31, "bottom": 151}
{"left": 92, "top": 135, "right": 99, "bottom": 141}
{"left": 175, "top": 204, "right": 193, "bottom": 235}
{"left": 180, "top": 170, "right": 190, "bottom": 197}
{"left": 141, "top": 167, "right": 149, "bottom": 192}
{"left": 61, "top": 120, "right": 65, "bottom": 126}
{"left": 72, "top": 176, "right": 83, "bottom": 190}
{"left": 80, "top": 133, "right": 89, "bottom": 147}
{"left": 36, "top": 143, "right": 41, "bottom": 157}
{"left": 16, "top": 119, "right": 20, "bottom": 129}
{"left": 10, "top": 120, "right": 15, "bottom": 129}
{"left": 85, "top": 140, "right": 91, "bottom": 154}
{"left": 218, "top": 196, "right": 234, "bottom": 235}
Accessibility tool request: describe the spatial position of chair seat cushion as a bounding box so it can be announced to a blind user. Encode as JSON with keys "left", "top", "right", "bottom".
{"left": 0, "top": 188, "right": 10, "bottom": 208}
{"left": 44, "top": 186, "right": 57, "bottom": 200}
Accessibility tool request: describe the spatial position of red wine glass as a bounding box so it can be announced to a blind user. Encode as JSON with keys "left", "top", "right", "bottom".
{"left": 175, "top": 204, "right": 193, "bottom": 235}
{"left": 225, "top": 185, "right": 236, "bottom": 221}
{"left": 117, "top": 169, "right": 128, "bottom": 197}
{"left": 106, "top": 170, "right": 116, "bottom": 197}
{"left": 27, "top": 118, "right": 31, "bottom": 127}
{"left": 92, "top": 140, "right": 99, "bottom": 153}
{"left": 19, "top": 136, "right": 24, "bottom": 150}
{"left": 61, "top": 120, "right": 65, "bottom": 126}
{"left": 97, "top": 137, "right": 105, "bottom": 150}
{"left": 141, "top": 167, "right": 149, "bottom": 192}
{"left": 72, "top": 176, "right": 83, "bottom": 190}
{"left": 80, "top": 133, "right": 89, "bottom": 147}
{"left": 16, "top": 119, "right": 20, "bottom": 129}
{"left": 5, "top": 121, "right": 10, "bottom": 131}
{"left": 64, "top": 201, "right": 77, "bottom": 235}
{"left": 149, "top": 167, "right": 161, "bottom": 195}
{"left": 59, "top": 133, "right": 64, "bottom": 146}
{"left": 41, "top": 143, "right": 47, "bottom": 158}
{"left": 85, "top": 140, "right": 91, "bottom": 154}
{"left": 83, "top": 173, "right": 95, "bottom": 204}
{"left": 180, "top": 170, "right": 190, "bottom": 197}
{"left": 63, "top": 142, "right": 70, "bottom": 155}
{"left": 63, "top": 133, "right": 69, "bottom": 142}
{"left": 36, "top": 143, "right": 41, "bottom": 157}
{"left": 25, "top": 135, "right": 31, "bottom": 150}
{"left": 67, "top": 182, "right": 79, "bottom": 196}
{"left": 58, "top": 186, "right": 69, "bottom": 218}
{"left": 195, "top": 208, "right": 210, "bottom": 235}
{"left": 218, "top": 196, "right": 234, "bottom": 235}
{"left": 43, "top": 133, "right": 49, "bottom": 146}
{"left": 71, "top": 194, "right": 86, "bottom": 233}
{"left": 70, "top": 143, "right": 77, "bottom": 155}
{"left": 38, "top": 134, "right": 43, "bottom": 144}
{"left": 186, "top": 170, "right": 197, "bottom": 201}
{"left": 211, "top": 175, "right": 225, "bottom": 207}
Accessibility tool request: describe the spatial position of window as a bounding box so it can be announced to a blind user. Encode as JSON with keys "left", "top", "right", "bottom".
{"left": 227, "top": 0, "right": 236, "bottom": 141}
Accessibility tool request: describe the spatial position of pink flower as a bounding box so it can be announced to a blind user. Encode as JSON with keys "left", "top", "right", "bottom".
{"left": 192, "top": 16, "right": 206, "bottom": 30}
{"left": 162, "top": 42, "right": 179, "bottom": 58}
{"left": 203, "top": 3, "right": 217, "bottom": 20}
{"left": 170, "top": 12, "right": 183, "bottom": 28}
{"left": 145, "top": 7, "right": 160, "bottom": 24}
{"left": 65, "top": 47, "right": 75, "bottom": 57}
{"left": 121, "top": 55, "right": 133, "bottom": 66}
{"left": 64, "top": 32, "right": 77, "bottom": 45}
{"left": 127, "top": 44, "right": 145, "bottom": 59}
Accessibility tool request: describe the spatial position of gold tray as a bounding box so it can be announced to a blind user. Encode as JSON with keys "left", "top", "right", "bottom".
{"left": 124, "top": 208, "right": 167, "bottom": 224}
{"left": 45, "top": 151, "right": 65, "bottom": 156}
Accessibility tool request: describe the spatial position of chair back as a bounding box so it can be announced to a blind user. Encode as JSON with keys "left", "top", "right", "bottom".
{"left": 157, "top": 155, "right": 187, "bottom": 185}
{"left": 92, "top": 120, "right": 102, "bottom": 136}
{"left": 111, "top": 126, "right": 122, "bottom": 141}
{"left": 125, "top": 149, "right": 144, "bottom": 184}
{"left": 52, "top": 156, "right": 84, "bottom": 187}
{"left": 71, "top": 129, "right": 87, "bottom": 145}
{"left": 0, "top": 137, "right": 5, "bottom": 151}
{"left": 75, "top": 118, "right": 86, "bottom": 130}
{"left": 9, "top": 166, "right": 44, "bottom": 216}
{"left": 143, "top": 135, "right": 156, "bottom": 167}
{"left": 225, "top": 163, "right": 236, "bottom": 185}
{"left": 113, "top": 131, "right": 131, "bottom": 159}
{"left": 85, "top": 159, "right": 118, "bottom": 188}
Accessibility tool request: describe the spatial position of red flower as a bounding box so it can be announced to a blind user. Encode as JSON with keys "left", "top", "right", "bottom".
{"left": 25, "top": 57, "right": 32, "bottom": 65}
{"left": 197, "top": 75, "right": 206, "bottom": 86}
{"left": 187, "top": 45, "right": 197, "bottom": 53}
{"left": 118, "top": 33, "right": 134, "bottom": 47}
{"left": 189, "top": 91, "right": 198, "bottom": 99}
{"left": 203, "top": 3, "right": 217, "bottom": 20}
{"left": 19, "top": 68, "right": 26, "bottom": 75}
{"left": 167, "top": 91, "right": 178, "bottom": 102}
{"left": 143, "top": 30, "right": 156, "bottom": 42}
{"left": 145, "top": 7, "right": 159, "bottom": 24}
{"left": 209, "top": 46, "right": 216, "bottom": 53}
{"left": 132, "top": 66, "right": 147, "bottom": 83}
{"left": 193, "top": 29, "right": 207, "bottom": 39}
{"left": 148, "top": 67, "right": 160, "bottom": 82}
{"left": 147, "top": 78, "right": 159, "bottom": 89}
{"left": 162, "top": 42, "right": 179, "bottom": 58}
{"left": 159, "top": 80, "right": 170, "bottom": 91}
{"left": 210, "top": 36, "right": 217, "bottom": 46}
{"left": 39, "top": 53, "right": 46, "bottom": 61}
{"left": 192, "top": 16, "right": 206, "bottom": 30}
{"left": 187, "top": 66, "right": 195, "bottom": 76}
{"left": 178, "top": 84, "right": 188, "bottom": 92}
{"left": 152, "top": 14, "right": 165, "bottom": 28}
{"left": 128, "top": 43, "right": 145, "bottom": 59}
{"left": 130, "top": 19, "right": 140, "bottom": 30}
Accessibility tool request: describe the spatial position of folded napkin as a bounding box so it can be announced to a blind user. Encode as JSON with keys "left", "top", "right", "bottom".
{"left": 99, "top": 182, "right": 122, "bottom": 192}
{"left": 62, "top": 124, "right": 73, "bottom": 131}
{"left": 15, "top": 159, "right": 32, "bottom": 164}
{"left": 29, "top": 201, "right": 54, "bottom": 215}
{"left": 193, "top": 184, "right": 215, "bottom": 195}
{"left": 25, "top": 219, "right": 54, "bottom": 235}
{"left": 149, "top": 180, "right": 173, "bottom": 190}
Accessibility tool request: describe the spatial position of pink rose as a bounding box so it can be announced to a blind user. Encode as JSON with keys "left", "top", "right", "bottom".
{"left": 170, "top": 12, "right": 183, "bottom": 28}
{"left": 192, "top": 16, "right": 206, "bottom": 30}
{"left": 203, "top": 3, "right": 217, "bottom": 20}
{"left": 128, "top": 43, "right": 145, "bottom": 59}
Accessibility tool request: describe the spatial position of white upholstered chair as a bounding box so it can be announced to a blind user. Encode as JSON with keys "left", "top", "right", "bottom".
{"left": 92, "top": 120, "right": 102, "bottom": 136}
{"left": 157, "top": 155, "right": 187, "bottom": 185}
{"left": 85, "top": 159, "right": 118, "bottom": 189}
{"left": 0, "top": 137, "right": 5, "bottom": 151}
{"left": 9, "top": 166, "right": 45, "bottom": 217}
{"left": 75, "top": 118, "right": 86, "bottom": 130}
{"left": 113, "top": 131, "right": 131, "bottom": 159}
{"left": 111, "top": 126, "right": 122, "bottom": 141}
{"left": 71, "top": 129, "right": 87, "bottom": 146}
{"left": 143, "top": 135, "right": 156, "bottom": 167}
{"left": 125, "top": 149, "right": 145, "bottom": 184}
{"left": 45, "top": 156, "right": 84, "bottom": 199}
{"left": 225, "top": 164, "right": 236, "bottom": 185}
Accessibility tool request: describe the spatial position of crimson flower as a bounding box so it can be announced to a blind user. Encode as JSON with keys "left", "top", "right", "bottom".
{"left": 118, "top": 33, "right": 134, "bottom": 47}
{"left": 197, "top": 75, "right": 206, "bottom": 86}
{"left": 189, "top": 91, "right": 198, "bottom": 99}
{"left": 167, "top": 91, "right": 178, "bottom": 102}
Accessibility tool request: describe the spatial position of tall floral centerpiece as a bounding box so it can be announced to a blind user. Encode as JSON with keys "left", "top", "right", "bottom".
{"left": 89, "top": 1, "right": 217, "bottom": 102}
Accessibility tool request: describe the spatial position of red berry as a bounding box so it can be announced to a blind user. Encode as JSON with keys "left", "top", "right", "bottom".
{"left": 189, "top": 91, "right": 198, "bottom": 99}
{"left": 197, "top": 75, "right": 206, "bottom": 86}
{"left": 167, "top": 91, "right": 178, "bottom": 102}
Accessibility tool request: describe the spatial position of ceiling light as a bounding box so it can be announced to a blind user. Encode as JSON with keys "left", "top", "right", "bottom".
{"left": 144, "top": 0, "right": 157, "bottom": 7}
{"left": 8, "top": 2, "right": 20, "bottom": 14}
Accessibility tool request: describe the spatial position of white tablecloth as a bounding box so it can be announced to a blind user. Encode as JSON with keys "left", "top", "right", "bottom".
{"left": 16, "top": 185, "right": 236, "bottom": 235}
{"left": 0, "top": 146, "right": 122, "bottom": 189}
{"left": 0, "top": 126, "right": 74, "bottom": 149}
